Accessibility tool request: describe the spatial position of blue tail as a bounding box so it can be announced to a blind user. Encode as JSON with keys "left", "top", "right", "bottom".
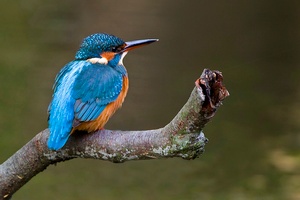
{"left": 47, "top": 94, "right": 75, "bottom": 150}
{"left": 47, "top": 61, "right": 85, "bottom": 150}
{"left": 47, "top": 130, "right": 70, "bottom": 150}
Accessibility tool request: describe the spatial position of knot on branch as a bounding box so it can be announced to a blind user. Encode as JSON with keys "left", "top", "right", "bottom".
{"left": 196, "top": 69, "right": 229, "bottom": 118}
{"left": 175, "top": 132, "right": 208, "bottom": 160}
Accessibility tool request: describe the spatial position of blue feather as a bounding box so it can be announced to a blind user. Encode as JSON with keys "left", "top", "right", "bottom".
{"left": 48, "top": 61, "right": 87, "bottom": 150}
{"left": 75, "top": 33, "right": 125, "bottom": 60}
{"left": 72, "top": 63, "right": 123, "bottom": 121}
{"left": 48, "top": 60, "right": 124, "bottom": 150}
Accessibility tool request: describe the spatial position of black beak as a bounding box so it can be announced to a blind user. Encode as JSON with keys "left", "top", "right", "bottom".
{"left": 122, "top": 38, "right": 159, "bottom": 52}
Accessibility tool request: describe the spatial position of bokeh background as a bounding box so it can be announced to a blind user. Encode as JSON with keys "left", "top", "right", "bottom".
{"left": 1, "top": 0, "right": 300, "bottom": 199}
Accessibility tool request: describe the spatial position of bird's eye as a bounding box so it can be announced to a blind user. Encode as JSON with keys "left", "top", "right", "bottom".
{"left": 111, "top": 46, "right": 123, "bottom": 53}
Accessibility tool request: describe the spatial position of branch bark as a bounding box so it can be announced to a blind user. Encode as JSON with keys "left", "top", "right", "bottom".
{"left": 0, "top": 69, "right": 229, "bottom": 199}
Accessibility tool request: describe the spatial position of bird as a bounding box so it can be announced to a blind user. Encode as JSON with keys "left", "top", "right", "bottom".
{"left": 47, "top": 33, "right": 158, "bottom": 150}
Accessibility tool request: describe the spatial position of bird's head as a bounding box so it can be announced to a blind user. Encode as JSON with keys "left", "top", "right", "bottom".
{"left": 75, "top": 33, "right": 158, "bottom": 66}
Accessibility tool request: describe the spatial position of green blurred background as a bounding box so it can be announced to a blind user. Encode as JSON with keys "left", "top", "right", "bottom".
{"left": 1, "top": 0, "right": 300, "bottom": 199}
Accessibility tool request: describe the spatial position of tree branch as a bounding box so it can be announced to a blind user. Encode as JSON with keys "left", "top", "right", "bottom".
{"left": 0, "top": 69, "right": 229, "bottom": 199}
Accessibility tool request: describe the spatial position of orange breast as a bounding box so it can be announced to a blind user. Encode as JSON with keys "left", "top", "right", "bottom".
{"left": 73, "top": 76, "right": 129, "bottom": 133}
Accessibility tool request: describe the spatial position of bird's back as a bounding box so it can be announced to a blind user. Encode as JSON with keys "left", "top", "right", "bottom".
{"left": 47, "top": 60, "right": 126, "bottom": 150}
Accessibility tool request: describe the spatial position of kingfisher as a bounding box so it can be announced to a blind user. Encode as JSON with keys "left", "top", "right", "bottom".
{"left": 47, "top": 33, "right": 158, "bottom": 150}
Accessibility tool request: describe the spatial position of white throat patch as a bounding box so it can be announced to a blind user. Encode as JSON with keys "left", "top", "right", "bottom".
{"left": 118, "top": 52, "right": 128, "bottom": 66}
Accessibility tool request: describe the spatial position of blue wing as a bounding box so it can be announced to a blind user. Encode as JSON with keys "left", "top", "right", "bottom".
{"left": 72, "top": 62, "right": 123, "bottom": 122}
{"left": 47, "top": 60, "right": 123, "bottom": 150}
